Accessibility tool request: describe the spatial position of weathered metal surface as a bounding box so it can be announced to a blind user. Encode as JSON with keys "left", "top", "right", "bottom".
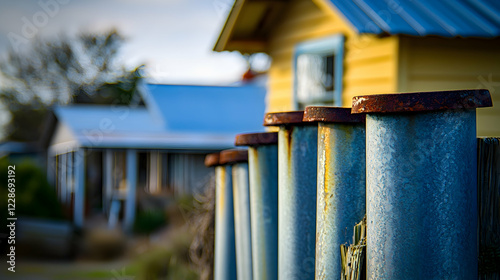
{"left": 263, "top": 111, "right": 305, "bottom": 126}
{"left": 366, "top": 109, "right": 478, "bottom": 279}
{"left": 248, "top": 144, "right": 278, "bottom": 280}
{"left": 235, "top": 132, "right": 278, "bottom": 146}
{"left": 220, "top": 149, "right": 249, "bottom": 165}
{"left": 352, "top": 89, "right": 492, "bottom": 114}
{"left": 205, "top": 152, "right": 221, "bottom": 167}
{"left": 232, "top": 162, "right": 254, "bottom": 280}
{"left": 315, "top": 121, "right": 366, "bottom": 280}
{"left": 214, "top": 165, "right": 237, "bottom": 280}
{"left": 278, "top": 124, "right": 318, "bottom": 280}
{"left": 73, "top": 149, "right": 85, "bottom": 228}
{"left": 477, "top": 138, "right": 500, "bottom": 277}
{"left": 124, "top": 149, "right": 138, "bottom": 232}
{"left": 303, "top": 106, "right": 365, "bottom": 123}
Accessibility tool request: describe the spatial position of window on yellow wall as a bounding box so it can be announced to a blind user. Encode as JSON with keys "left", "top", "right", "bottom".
{"left": 294, "top": 35, "right": 344, "bottom": 110}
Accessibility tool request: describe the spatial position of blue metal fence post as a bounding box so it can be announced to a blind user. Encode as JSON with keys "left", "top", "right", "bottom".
{"left": 235, "top": 132, "right": 279, "bottom": 280}
{"left": 124, "top": 149, "right": 137, "bottom": 233}
{"left": 74, "top": 148, "right": 85, "bottom": 228}
{"left": 205, "top": 153, "right": 237, "bottom": 280}
{"left": 220, "top": 149, "right": 253, "bottom": 280}
{"left": 351, "top": 89, "right": 493, "bottom": 279}
{"left": 264, "top": 111, "right": 318, "bottom": 280}
{"left": 303, "top": 107, "right": 366, "bottom": 280}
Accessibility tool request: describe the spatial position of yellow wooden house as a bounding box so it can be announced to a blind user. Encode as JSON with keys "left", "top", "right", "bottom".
{"left": 214, "top": 0, "right": 500, "bottom": 136}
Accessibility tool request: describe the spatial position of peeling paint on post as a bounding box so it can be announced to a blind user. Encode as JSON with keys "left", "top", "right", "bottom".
{"left": 352, "top": 89, "right": 493, "bottom": 280}
{"left": 303, "top": 107, "right": 366, "bottom": 280}
{"left": 264, "top": 111, "right": 317, "bottom": 280}
{"left": 205, "top": 153, "right": 237, "bottom": 280}
{"left": 236, "top": 132, "right": 279, "bottom": 280}
{"left": 220, "top": 149, "right": 253, "bottom": 280}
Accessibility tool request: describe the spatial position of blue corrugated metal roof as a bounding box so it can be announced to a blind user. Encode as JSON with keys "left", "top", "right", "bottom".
{"left": 330, "top": 0, "right": 500, "bottom": 37}
{"left": 55, "top": 106, "right": 164, "bottom": 134}
{"left": 142, "top": 84, "right": 266, "bottom": 134}
{"left": 52, "top": 83, "right": 266, "bottom": 150}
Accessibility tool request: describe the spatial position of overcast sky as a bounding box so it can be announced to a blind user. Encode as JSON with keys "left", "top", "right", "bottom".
{"left": 0, "top": 0, "right": 249, "bottom": 85}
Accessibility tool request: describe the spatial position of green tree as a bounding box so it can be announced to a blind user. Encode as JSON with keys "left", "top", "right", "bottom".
{"left": 0, "top": 29, "right": 143, "bottom": 142}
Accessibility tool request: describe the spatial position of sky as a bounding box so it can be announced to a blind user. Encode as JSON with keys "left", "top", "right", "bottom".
{"left": 0, "top": 0, "right": 252, "bottom": 85}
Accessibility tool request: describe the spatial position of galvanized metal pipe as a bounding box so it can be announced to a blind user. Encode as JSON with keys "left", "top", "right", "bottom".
{"left": 73, "top": 148, "right": 85, "bottom": 228}
{"left": 124, "top": 149, "right": 137, "bottom": 232}
{"left": 264, "top": 111, "right": 317, "bottom": 280}
{"left": 303, "top": 107, "right": 366, "bottom": 280}
{"left": 220, "top": 149, "right": 253, "bottom": 280}
{"left": 236, "top": 132, "right": 279, "bottom": 280}
{"left": 351, "top": 89, "right": 493, "bottom": 280}
{"left": 205, "top": 153, "right": 237, "bottom": 280}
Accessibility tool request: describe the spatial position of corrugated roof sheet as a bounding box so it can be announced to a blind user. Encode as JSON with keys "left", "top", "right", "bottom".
{"left": 52, "top": 83, "right": 266, "bottom": 150}
{"left": 54, "top": 106, "right": 164, "bottom": 134}
{"left": 142, "top": 84, "right": 266, "bottom": 134}
{"left": 330, "top": 0, "right": 500, "bottom": 37}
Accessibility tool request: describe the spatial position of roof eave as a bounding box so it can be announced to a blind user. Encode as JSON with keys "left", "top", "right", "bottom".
{"left": 213, "top": 0, "right": 246, "bottom": 52}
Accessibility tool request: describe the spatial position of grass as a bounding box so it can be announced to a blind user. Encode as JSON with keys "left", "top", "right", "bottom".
{"left": 340, "top": 216, "right": 366, "bottom": 280}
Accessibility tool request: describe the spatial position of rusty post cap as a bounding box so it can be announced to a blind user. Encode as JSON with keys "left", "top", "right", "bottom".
{"left": 219, "top": 149, "right": 248, "bottom": 165}
{"left": 204, "top": 153, "right": 221, "bottom": 167}
{"left": 263, "top": 111, "right": 305, "bottom": 126}
{"left": 351, "top": 89, "right": 492, "bottom": 114}
{"left": 303, "top": 106, "right": 365, "bottom": 123}
{"left": 235, "top": 132, "right": 278, "bottom": 146}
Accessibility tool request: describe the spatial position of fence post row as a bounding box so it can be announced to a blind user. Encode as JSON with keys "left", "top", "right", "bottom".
{"left": 264, "top": 111, "right": 318, "bottom": 280}
{"left": 303, "top": 107, "right": 366, "bottom": 280}
{"left": 235, "top": 132, "right": 279, "bottom": 280}
{"left": 208, "top": 89, "right": 494, "bottom": 280}
{"left": 220, "top": 149, "right": 254, "bottom": 280}
{"left": 351, "top": 89, "right": 492, "bottom": 279}
{"left": 205, "top": 153, "right": 237, "bottom": 280}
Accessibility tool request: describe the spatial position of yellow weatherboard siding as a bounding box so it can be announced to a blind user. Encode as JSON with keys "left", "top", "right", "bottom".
{"left": 343, "top": 35, "right": 399, "bottom": 106}
{"left": 398, "top": 36, "right": 500, "bottom": 136}
{"left": 258, "top": 0, "right": 499, "bottom": 136}
{"left": 267, "top": 0, "right": 399, "bottom": 112}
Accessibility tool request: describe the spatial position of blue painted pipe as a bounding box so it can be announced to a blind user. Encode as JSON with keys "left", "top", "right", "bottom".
{"left": 236, "top": 132, "right": 279, "bottom": 280}
{"left": 264, "top": 111, "right": 317, "bottom": 280}
{"left": 206, "top": 152, "right": 237, "bottom": 280}
{"left": 220, "top": 149, "right": 253, "bottom": 280}
{"left": 351, "top": 90, "right": 493, "bottom": 279}
{"left": 232, "top": 162, "right": 254, "bottom": 280}
{"left": 303, "top": 107, "right": 366, "bottom": 280}
{"left": 213, "top": 164, "right": 237, "bottom": 280}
